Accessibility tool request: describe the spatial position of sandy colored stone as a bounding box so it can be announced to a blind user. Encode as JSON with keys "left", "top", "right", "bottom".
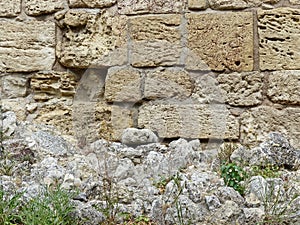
{"left": 0, "top": 74, "right": 27, "bottom": 99}
{"left": 217, "top": 72, "right": 264, "bottom": 106}
{"left": 0, "top": 20, "right": 55, "bottom": 72}
{"left": 1, "top": 98, "right": 28, "bottom": 121}
{"left": 57, "top": 9, "right": 127, "bottom": 68}
{"left": 69, "top": 0, "right": 116, "bottom": 8}
{"left": 208, "top": 0, "right": 279, "bottom": 9}
{"left": 186, "top": 12, "right": 253, "bottom": 71}
{"left": 188, "top": 0, "right": 208, "bottom": 9}
{"left": 30, "top": 71, "right": 77, "bottom": 101}
{"left": 105, "top": 67, "right": 142, "bottom": 103}
{"left": 267, "top": 70, "right": 300, "bottom": 104}
{"left": 0, "top": 0, "right": 21, "bottom": 17}
{"left": 118, "top": 0, "right": 184, "bottom": 15}
{"left": 24, "top": 0, "right": 66, "bottom": 16}
{"left": 130, "top": 15, "right": 182, "bottom": 67}
{"left": 290, "top": 0, "right": 300, "bottom": 4}
{"left": 138, "top": 101, "right": 239, "bottom": 139}
{"left": 144, "top": 68, "right": 193, "bottom": 100}
{"left": 241, "top": 106, "right": 300, "bottom": 149}
{"left": 258, "top": 8, "right": 300, "bottom": 70}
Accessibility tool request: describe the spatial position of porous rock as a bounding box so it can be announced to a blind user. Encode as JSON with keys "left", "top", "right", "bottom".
{"left": 208, "top": 0, "right": 280, "bottom": 9}
{"left": 121, "top": 128, "right": 159, "bottom": 146}
{"left": 188, "top": 0, "right": 208, "bottom": 9}
{"left": 186, "top": 12, "right": 253, "bottom": 71}
{"left": 69, "top": 0, "right": 116, "bottom": 8}
{"left": 0, "top": 0, "right": 21, "bottom": 17}
{"left": 24, "top": 0, "right": 66, "bottom": 16}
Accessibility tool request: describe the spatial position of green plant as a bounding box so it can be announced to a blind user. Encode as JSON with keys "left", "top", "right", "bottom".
{"left": 20, "top": 185, "right": 78, "bottom": 225}
{"left": 121, "top": 213, "right": 155, "bottom": 225}
{"left": 221, "top": 162, "right": 247, "bottom": 195}
{"left": 0, "top": 187, "right": 23, "bottom": 225}
{"left": 250, "top": 164, "right": 282, "bottom": 179}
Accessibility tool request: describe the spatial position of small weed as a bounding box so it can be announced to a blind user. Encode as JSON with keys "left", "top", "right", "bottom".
{"left": 250, "top": 164, "right": 282, "bottom": 179}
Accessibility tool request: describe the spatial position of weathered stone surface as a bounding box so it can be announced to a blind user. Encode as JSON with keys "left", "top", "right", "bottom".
{"left": 69, "top": 0, "right": 116, "bottom": 8}
{"left": 24, "top": 0, "right": 66, "bottom": 16}
{"left": 121, "top": 128, "right": 159, "bottom": 145}
{"left": 241, "top": 106, "right": 300, "bottom": 149}
{"left": 0, "top": 0, "right": 21, "bottom": 17}
{"left": 130, "top": 15, "right": 181, "bottom": 67}
{"left": 0, "top": 20, "right": 55, "bottom": 72}
{"left": 105, "top": 67, "right": 142, "bottom": 102}
{"left": 138, "top": 101, "right": 239, "bottom": 139}
{"left": 30, "top": 71, "right": 77, "bottom": 101}
{"left": 290, "top": 0, "right": 300, "bottom": 4}
{"left": 258, "top": 8, "right": 300, "bottom": 70}
{"left": 209, "top": 0, "right": 280, "bottom": 9}
{"left": 188, "top": 0, "right": 208, "bottom": 9}
{"left": 0, "top": 74, "right": 27, "bottom": 98}
{"left": 118, "top": 0, "right": 184, "bottom": 15}
{"left": 57, "top": 10, "right": 127, "bottom": 68}
{"left": 267, "top": 71, "right": 300, "bottom": 105}
{"left": 186, "top": 12, "right": 253, "bottom": 71}
{"left": 144, "top": 68, "right": 193, "bottom": 100}
{"left": 217, "top": 72, "right": 264, "bottom": 106}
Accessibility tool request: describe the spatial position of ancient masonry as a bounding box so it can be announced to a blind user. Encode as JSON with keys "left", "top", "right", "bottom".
{"left": 0, "top": 0, "right": 299, "bottom": 148}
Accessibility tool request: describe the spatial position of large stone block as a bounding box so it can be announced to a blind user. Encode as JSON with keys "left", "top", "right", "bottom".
{"left": 24, "top": 0, "right": 66, "bottom": 16}
{"left": 290, "top": 0, "right": 300, "bottom": 4}
{"left": 186, "top": 12, "right": 253, "bottom": 71}
{"left": 0, "top": 20, "right": 55, "bottom": 72}
{"left": 30, "top": 71, "right": 78, "bottom": 101}
{"left": 69, "top": 0, "right": 116, "bottom": 8}
{"left": 188, "top": 0, "right": 208, "bottom": 9}
{"left": 0, "top": 74, "right": 27, "bottom": 99}
{"left": 144, "top": 68, "right": 193, "bottom": 100}
{"left": 56, "top": 10, "right": 127, "bottom": 68}
{"left": 258, "top": 8, "right": 300, "bottom": 70}
{"left": 267, "top": 70, "right": 300, "bottom": 104}
{"left": 130, "top": 15, "right": 182, "bottom": 67}
{"left": 118, "top": 0, "right": 184, "bottom": 15}
{"left": 105, "top": 67, "right": 143, "bottom": 102}
{"left": 208, "top": 0, "right": 280, "bottom": 9}
{"left": 138, "top": 101, "right": 239, "bottom": 139}
{"left": 241, "top": 106, "right": 300, "bottom": 149}
{"left": 0, "top": 0, "right": 21, "bottom": 17}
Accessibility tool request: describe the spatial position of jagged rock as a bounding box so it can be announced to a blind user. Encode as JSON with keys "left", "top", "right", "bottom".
{"left": 205, "top": 195, "right": 221, "bottom": 211}
{"left": 2, "top": 111, "right": 17, "bottom": 136}
{"left": 121, "top": 128, "right": 159, "bottom": 146}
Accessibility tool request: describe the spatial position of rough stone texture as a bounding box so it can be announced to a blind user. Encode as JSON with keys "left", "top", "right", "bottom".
{"left": 130, "top": 15, "right": 181, "bottom": 67}
{"left": 138, "top": 101, "right": 239, "bottom": 139}
{"left": 186, "top": 12, "right": 253, "bottom": 71}
{"left": 0, "top": 20, "right": 55, "bottom": 72}
{"left": 0, "top": 0, "right": 21, "bottom": 17}
{"left": 24, "top": 0, "right": 66, "bottom": 16}
{"left": 118, "top": 0, "right": 184, "bottom": 14}
{"left": 105, "top": 67, "right": 142, "bottom": 102}
{"left": 121, "top": 128, "right": 159, "bottom": 145}
{"left": 0, "top": 74, "right": 28, "bottom": 98}
{"left": 188, "top": 0, "right": 208, "bottom": 9}
{"left": 69, "top": 0, "right": 116, "bottom": 8}
{"left": 56, "top": 10, "right": 127, "bottom": 68}
{"left": 258, "top": 8, "right": 300, "bottom": 70}
{"left": 30, "top": 71, "right": 77, "bottom": 101}
{"left": 208, "top": 0, "right": 280, "bottom": 9}
{"left": 267, "top": 70, "right": 300, "bottom": 105}
{"left": 217, "top": 72, "right": 264, "bottom": 106}
{"left": 144, "top": 68, "right": 193, "bottom": 100}
{"left": 241, "top": 106, "right": 300, "bottom": 149}
{"left": 290, "top": 0, "right": 300, "bottom": 4}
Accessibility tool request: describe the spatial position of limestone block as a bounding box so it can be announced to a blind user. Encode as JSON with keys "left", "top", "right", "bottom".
{"left": 188, "top": 0, "right": 208, "bottom": 9}
{"left": 186, "top": 12, "right": 253, "bottom": 71}
{"left": 0, "top": 74, "right": 27, "bottom": 98}
{"left": 57, "top": 10, "right": 127, "bottom": 68}
{"left": 0, "top": 20, "right": 55, "bottom": 72}
{"left": 69, "top": 0, "right": 116, "bottom": 8}
{"left": 258, "top": 8, "right": 300, "bottom": 70}
{"left": 217, "top": 72, "right": 264, "bottom": 106}
{"left": 0, "top": 0, "right": 21, "bottom": 17}
{"left": 121, "top": 128, "right": 159, "bottom": 145}
{"left": 240, "top": 106, "right": 300, "bottom": 149}
{"left": 144, "top": 68, "right": 193, "bottom": 100}
{"left": 208, "top": 0, "right": 279, "bottom": 9}
{"left": 267, "top": 70, "right": 300, "bottom": 104}
{"left": 130, "top": 15, "right": 182, "bottom": 67}
{"left": 30, "top": 71, "right": 77, "bottom": 101}
{"left": 105, "top": 67, "right": 142, "bottom": 102}
{"left": 290, "top": 0, "right": 300, "bottom": 4}
{"left": 118, "top": 0, "right": 184, "bottom": 15}
{"left": 1, "top": 98, "right": 28, "bottom": 121}
{"left": 138, "top": 101, "right": 239, "bottom": 139}
{"left": 24, "top": 0, "right": 66, "bottom": 16}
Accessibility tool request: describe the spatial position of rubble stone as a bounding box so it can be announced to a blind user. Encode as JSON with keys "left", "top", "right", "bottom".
{"left": 24, "top": 0, "right": 66, "bottom": 16}
{"left": 0, "top": 0, "right": 21, "bottom": 17}
{"left": 69, "top": 0, "right": 116, "bottom": 8}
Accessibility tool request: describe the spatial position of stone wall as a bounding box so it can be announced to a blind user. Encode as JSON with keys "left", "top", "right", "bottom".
{"left": 0, "top": 0, "right": 299, "bottom": 148}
